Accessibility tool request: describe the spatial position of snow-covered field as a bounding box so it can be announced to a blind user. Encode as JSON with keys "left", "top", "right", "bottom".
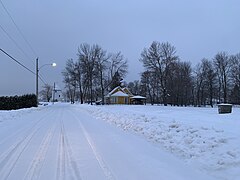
{"left": 0, "top": 103, "right": 239, "bottom": 180}
{"left": 83, "top": 104, "right": 240, "bottom": 180}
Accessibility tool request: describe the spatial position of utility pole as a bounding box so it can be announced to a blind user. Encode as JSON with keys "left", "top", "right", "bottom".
{"left": 52, "top": 82, "right": 55, "bottom": 104}
{"left": 36, "top": 59, "right": 56, "bottom": 105}
{"left": 36, "top": 58, "right": 39, "bottom": 105}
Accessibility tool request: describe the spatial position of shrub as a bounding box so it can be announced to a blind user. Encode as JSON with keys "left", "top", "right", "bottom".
{"left": 0, "top": 94, "right": 37, "bottom": 110}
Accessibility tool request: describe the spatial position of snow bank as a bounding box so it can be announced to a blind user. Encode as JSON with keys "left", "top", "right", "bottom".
{"left": 0, "top": 104, "right": 49, "bottom": 123}
{"left": 81, "top": 105, "right": 240, "bottom": 180}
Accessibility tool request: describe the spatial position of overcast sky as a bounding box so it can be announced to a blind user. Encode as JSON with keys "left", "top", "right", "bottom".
{"left": 0, "top": 0, "right": 239, "bottom": 96}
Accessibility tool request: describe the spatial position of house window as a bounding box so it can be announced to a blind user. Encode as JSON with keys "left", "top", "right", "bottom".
{"left": 111, "top": 97, "right": 117, "bottom": 104}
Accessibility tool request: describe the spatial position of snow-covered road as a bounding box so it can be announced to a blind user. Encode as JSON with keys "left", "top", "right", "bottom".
{"left": 0, "top": 103, "right": 216, "bottom": 180}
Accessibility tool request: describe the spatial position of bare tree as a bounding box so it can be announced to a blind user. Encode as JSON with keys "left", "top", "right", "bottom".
{"left": 230, "top": 53, "right": 240, "bottom": 87}
{"left": 193, "top": 63, "right": 205, "bottom": 106}
{"left": 75, "top": 60, "right": 85, "bottom": 104}
{"left": 140, "top": 41, "right": 178, "bottom": 105}
{"left": 201, "top": 59, "right": 217, "bottom": 107}
{"left": 172, "top": 61, "right": 193, "bottom": 106}
{"left": 78, "top": 44, "right": 98, "bottom": 104}
{"left": 95, "top": 47, "right": 110, "bottom": 104}
{"left": 229, "top": 53, "right": 240, "bottom": 104}
{"left": 108, "top": 52, "right": 128, "bottom": 90}
{"left": 62, "top": 59, "right": 77, "bottom": 104}
{"left": 140, "top": 71, "right": 159, "bottom": 105}
{"left": 76, "top": 44, "right": 127, "bottom": 104}
{"left": 127, "top": 80, "right": 140, "bottom": 95}
{"left": 192, "top": 59, "right": 217, "bottom": 107}
{"left": 213, "top": 52, "right": 231, "bottom": 103}
{"left": 40, "top": 84, "right": 52, "bottom": 102}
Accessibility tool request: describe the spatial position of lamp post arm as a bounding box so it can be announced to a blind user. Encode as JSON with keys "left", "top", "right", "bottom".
{"left": 39, "top": 63, "right": 52, "bottom": 70}
{"left": 36, "top": 60, "right": 56, "bottom": 106}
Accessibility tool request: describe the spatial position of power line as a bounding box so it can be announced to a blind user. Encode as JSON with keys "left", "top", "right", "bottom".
{"left": 0, "top": 1, "right": 48, "bottom": 86}
{"left": 0, "top": 2, "right": 47, "bottom": 85}
{"left": 0, "top": 25, "right": 47, "bottom": 84}
{"left": 39, "top": 74, "right": 47, "bottom": 84}
{"left": 0, "top": 0, "right": 38, "bottom": 57}
{"left": 0, "top": 24, "right": 33, "bottom": 61}
{"left": 0, "top": 48, "right": 35, "bottom": 74}
{"left": 0, "top": 24, "right": 36, "bottom": 69}
{"left": 0, "top": 48, "right": 47, "bottom": 85}
{"left": 0, "top": 1, "right": 36, "bottom": 68}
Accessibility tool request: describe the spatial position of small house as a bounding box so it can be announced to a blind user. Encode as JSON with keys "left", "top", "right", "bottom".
{"left": 105, "top": 86, "right": 146, "bottom": 105}
{"left": 105, "top": 86, "right": 131, "bottom": 104}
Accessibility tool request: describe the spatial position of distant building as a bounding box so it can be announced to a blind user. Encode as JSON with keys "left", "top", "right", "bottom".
{"left": 52, "top": 84, "right": 62, "bottom": 102}
{"left": 105, "top": 86, "right": 146, "bottom": 105}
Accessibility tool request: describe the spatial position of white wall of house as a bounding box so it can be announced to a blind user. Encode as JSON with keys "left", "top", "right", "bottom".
{"left": 53, "top": 91, "right": 62, "bottom": 102}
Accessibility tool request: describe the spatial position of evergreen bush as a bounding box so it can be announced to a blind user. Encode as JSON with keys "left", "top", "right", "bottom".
{"left": 0, "top": 94, "right": 37, "bottom": 110}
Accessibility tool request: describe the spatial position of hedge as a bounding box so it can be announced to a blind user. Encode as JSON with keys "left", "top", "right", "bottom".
{"left": 0, "top": 94, "right": 37, "bottom": 110}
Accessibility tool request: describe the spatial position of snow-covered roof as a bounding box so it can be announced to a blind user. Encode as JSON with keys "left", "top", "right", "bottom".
{"left": 130, "top": 95, "right": 146, "bottom": 99}
{"left": 106, "top": 86, "right": 134, "bottom": 97}
{"left": 111, "top": 91, "right": 129, "bottom": 97}
{"left": 217, "top": 103, "right": 232, "bottom": 106}
{"left": 122, "top": 87, "right": 133, "bottom": 95}
{"left": 108, "top": 86, "right": 121, "bottom": 95}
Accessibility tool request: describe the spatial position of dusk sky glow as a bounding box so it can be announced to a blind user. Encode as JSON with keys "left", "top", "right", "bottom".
{"left": 0, "top": 0, "right": 239, "bottom": 95}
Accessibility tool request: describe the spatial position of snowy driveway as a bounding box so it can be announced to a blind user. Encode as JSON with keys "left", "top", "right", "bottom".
{"left": 0, "top": 103, "right": 216, "bottom": 180}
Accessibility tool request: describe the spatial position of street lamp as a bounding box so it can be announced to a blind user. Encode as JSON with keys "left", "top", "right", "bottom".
{"left": 36, "top": 58, "right": 56, "bottom": 105}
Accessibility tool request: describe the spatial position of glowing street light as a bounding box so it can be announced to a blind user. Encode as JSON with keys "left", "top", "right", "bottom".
{"left": 36, "top": 58, "right": 56, "bottom": 105}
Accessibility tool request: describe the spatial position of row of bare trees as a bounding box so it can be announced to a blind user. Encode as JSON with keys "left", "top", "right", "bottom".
{"left": 194, "top": 52, "right": 240, "bottom": 106}
{"left": 62, "top": 41, "right": 240, "bottom": 106}
{"left": 126, "top": 41, "right": 240, "bottom": 106}
{"left": 62, "top": 43, "right": 128, "bottom": 104}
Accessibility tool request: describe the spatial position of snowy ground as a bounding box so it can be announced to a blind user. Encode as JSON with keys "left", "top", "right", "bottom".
{"left": 82, "top": 104, "right": 240, "bottom": 180}
{"left": 0, "top": 103, "right": 239, "bottom": 180}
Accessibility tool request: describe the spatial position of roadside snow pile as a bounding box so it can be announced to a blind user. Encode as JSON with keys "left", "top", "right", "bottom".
{"left": 82, "top": 105, "right": 240, "bottom": 180}
{"left": 0, "top": 109, "right": 31, "bottom": 123}
{"left": 0, "top": 105, "right": 46, "bottom": 123}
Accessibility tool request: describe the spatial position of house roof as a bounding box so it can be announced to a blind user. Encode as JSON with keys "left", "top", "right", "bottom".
{"left": 105, "top": 86, "right": 140, "bottom": 98}
{"left": 217, "top": 103, "right": 232, "bottom": 106}
{"left": 130, "top": 95, "right": 146, "bottom": 99}
{"left": 111, "top": 91, "right": 129, "bottom": 97}
{"left": 108, "top": 86, "right": 121, "bottom": 95}
{"left": 122, "top": 87, "right": 133, "bottom": 96}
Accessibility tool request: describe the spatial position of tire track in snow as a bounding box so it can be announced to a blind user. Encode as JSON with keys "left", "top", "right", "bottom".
{"left": 70, "top": 111, "right": 116, "bottom": 180}
{"left": 23, "top": 117, "right": 58, "bottom": 180}
{"left": 0, "top": 108, "right": 54, "bottom": 147}
{"left": 56, "top": 109, "right": 66, "bottom": 180}
{"left": 56, "top": 115, "right": 82, "bottom": 180}
{"left": 56, "top": 123, "right": 66, "bottom": 180}
{"left": 0, "top": 109, "right": 54, "bottom": 180}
